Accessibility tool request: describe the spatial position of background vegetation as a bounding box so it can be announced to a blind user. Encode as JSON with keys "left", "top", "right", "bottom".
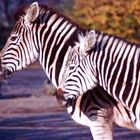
{"left": 0, "top": 0, "right": 140, "bottom": 49}
{"left": 69, "top": 0, "right": 140, "bottom": 43}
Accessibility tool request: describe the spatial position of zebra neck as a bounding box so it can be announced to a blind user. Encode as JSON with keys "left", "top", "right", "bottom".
{"left": 37, "top": 8, "right": 85, "bottom": 87}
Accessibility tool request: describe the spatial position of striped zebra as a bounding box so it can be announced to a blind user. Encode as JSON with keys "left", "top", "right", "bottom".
{"left": 0, "top": 2, "right": 85, "bottom": 83}
{"left": 0, "top": 2, "right": 122, "bottom": 140}
{"left": 0, "top": 2, "right": 138, "bottom": 140}
{"left": 57, "top": 29, "right": 140, "bottom": 137}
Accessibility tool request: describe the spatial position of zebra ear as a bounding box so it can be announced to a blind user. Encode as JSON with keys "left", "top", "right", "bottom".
{"left": 82, "top": 30, "right": 96, "bottom": 54}
{"left": 25, "top": 2, "right": 39, "bottom": 23}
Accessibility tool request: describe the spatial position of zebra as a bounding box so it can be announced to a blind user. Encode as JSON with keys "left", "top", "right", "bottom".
{"left": 0, "top": 2, "right": 123, "bottom": 140}
{"left": 0, "top": 2, "right": 85, "bottom": 83}
{"left": 57, "top": 29, "right": 140, "bottom": 138}
{"left": 0, "top": 2, "right": 138, "bottom": 140}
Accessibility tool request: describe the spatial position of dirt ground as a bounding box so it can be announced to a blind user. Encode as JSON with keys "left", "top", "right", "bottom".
{"left": 0, "top": 63, "right": 140, "bottom": 140}
{"left": 0, "top": 94, "right": 92, "bottom": 140}
{"left": 0, "top": 63, "right": 92, "bottom": 140}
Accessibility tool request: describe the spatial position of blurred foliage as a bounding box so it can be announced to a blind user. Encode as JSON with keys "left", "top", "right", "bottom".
{"left": 68, "top": 0, "right": 140, "bottom": 43}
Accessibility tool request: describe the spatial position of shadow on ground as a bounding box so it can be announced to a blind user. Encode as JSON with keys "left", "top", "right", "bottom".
{"left": 0, "top": 112, "right": 92, "bottom": 140}
{"left": 0, "top": 110, "right": 140, "bottom": 140}
{"left": 0, "top": 94, "right": 32, "bottom": 100}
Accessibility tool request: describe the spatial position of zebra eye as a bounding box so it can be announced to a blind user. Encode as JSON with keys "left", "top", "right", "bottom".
{"left": 69, "top": 65, "right": 75, "bottom": 70}
{"left": 10, "top": 36, "right": 18, "bottom": 41}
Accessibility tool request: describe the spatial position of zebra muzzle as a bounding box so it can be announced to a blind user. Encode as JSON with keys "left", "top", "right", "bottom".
{"left": 56, "top": 87, "right": 77, "bottom": 110}
{"left": 0, "top": 58, "right": 12, "bottom": 80}
{"left": 56, "top": 87, "right": 68, "bottom": 106}
{"left": 0, "top": 69, "right": 12, "bottom": 80}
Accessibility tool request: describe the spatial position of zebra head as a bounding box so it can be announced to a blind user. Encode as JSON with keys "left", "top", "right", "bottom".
{"left": 0, "top": 2, "right": 40, "bottom": 79}
{"left": 56, "top": 30, "right": 97, "bottom": 106}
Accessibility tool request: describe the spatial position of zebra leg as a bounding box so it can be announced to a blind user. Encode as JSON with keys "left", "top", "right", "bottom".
{"left": 87, "top": 88, "right": 114, "bottom": 140}
{"left": 89, "top": 108, "right": 113, "bottom": 140}
{"left": 66, "top": 88, "right": 114, "bottom": 140}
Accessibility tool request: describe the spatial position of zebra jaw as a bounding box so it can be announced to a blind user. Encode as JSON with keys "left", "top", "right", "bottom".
{"left": 0, "top": 69, "right": 12, "bottom": 80}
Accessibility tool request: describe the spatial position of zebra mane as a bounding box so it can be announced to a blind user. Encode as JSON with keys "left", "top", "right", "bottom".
{"left": 14, "top": 3, "right": 85, "bottom": 31}
{"left": 14, "top": 5, "right": 29, "bottom": 21}
{"left": 39, "top": 4, "right": 84, "bottom": 30}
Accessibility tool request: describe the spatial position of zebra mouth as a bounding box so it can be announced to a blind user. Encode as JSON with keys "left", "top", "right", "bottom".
{"left": 56, "top": 88, "right": 66, "bottom": 105}
{"left": 0, "top": 69, "right": 12, "bottom": 80}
